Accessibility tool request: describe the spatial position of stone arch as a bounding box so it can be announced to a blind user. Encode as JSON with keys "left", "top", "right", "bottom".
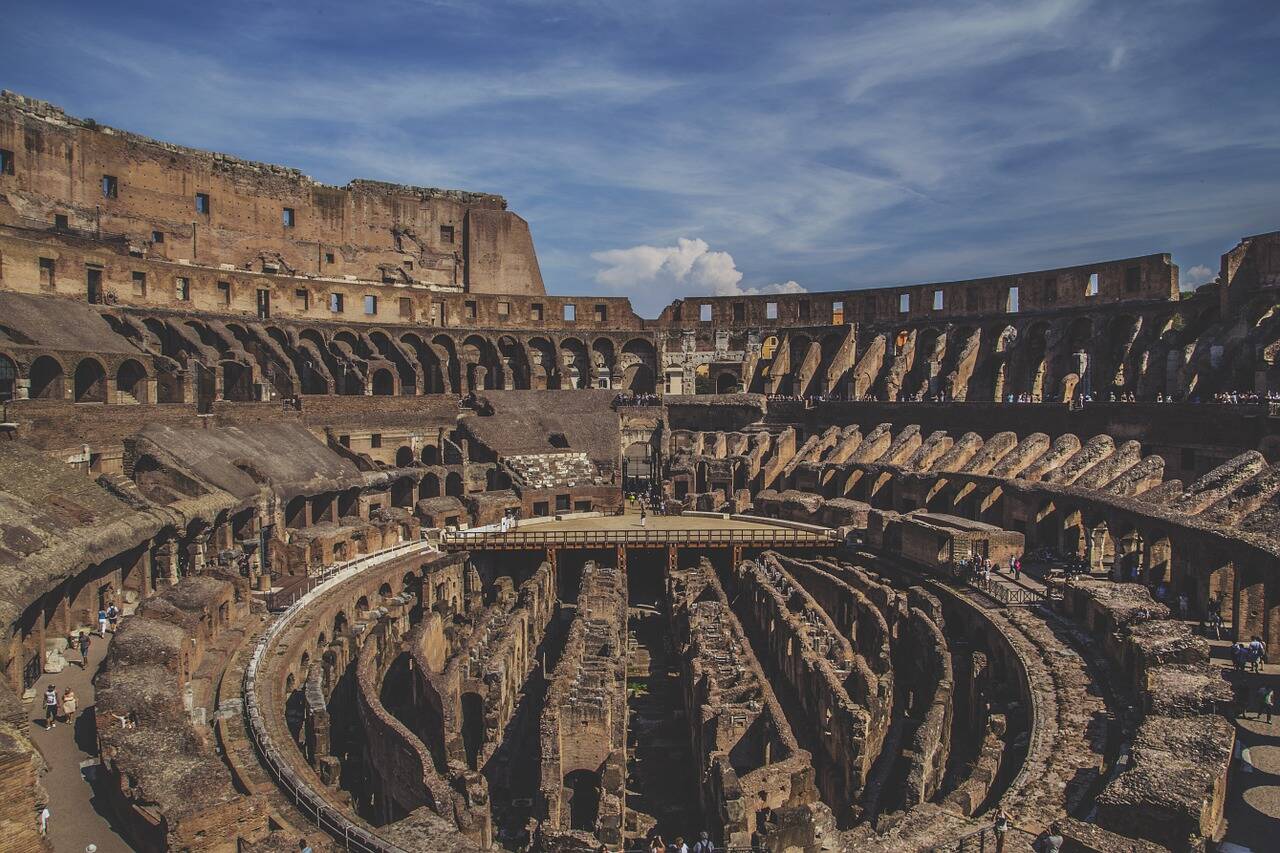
{"left": 432, "top": 334, "right": 460, "bottom": 393}
{"left": 621, "top": 338, "right": 657, "bottom": 393}
{"left": 392, "top": 477, "right": 415, "bottom": 507}
{"left": 564, "top": 769, "right": 602, "bottom": 831}
{"left": 28, "top": 355, "right": 65, "bottom": 400}
{"left": 370, "top": 329, "right": 416, "bottom": 394}
{"left": 528, "top": 337, "right": 558, "bottom": 389}
{"left": 559, "top": 338, "right": 590, "bottom": 389}
{"left": 401, "top": 332, "right": 445, "bottom": 394}
{"left": 395, "top": 446, "right": 415, "bottom": 467}
{"left": 116, "top": 358, "right": 148, "bottom": 404}
{"left": 73, "top": 357, "right": 107, "bottom": 403}
{"left": 420, "top": 473, "right": 441, "bottom": 500}
{"left": 498, "top": 335, "right": 529, "bottom": 390}
{"left": 591, "top": 338, "right": 616, "bottom": 389}
{"left": 221, "top": 361, "right": 254, "bottom": 402}
{"left": 371, "top": 367, "right": 395, "bottom": 396}
{"left": 716, "top": 372, "right": 740, "bottom": 394}
{"left": 0, "top": 353, "right": 13, "bottom": 401}
{"left": 445, "top": 471, "right": 464, "bottom": 497}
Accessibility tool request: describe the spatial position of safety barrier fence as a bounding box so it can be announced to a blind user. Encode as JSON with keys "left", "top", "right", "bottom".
{"left": 441, "top": 527, "right": 839, "bottom": 548}
{"left": 243, "top": 539, "right": 434, "bottom": 853}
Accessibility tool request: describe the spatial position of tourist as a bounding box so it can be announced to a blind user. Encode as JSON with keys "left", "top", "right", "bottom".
{"left": 670, "top": 836, "right": 688, "bottom": 853}
{"left": 1034, "top": 821, "right": 1063, "bottom": 852}
{"left": 43, "top": 684, "right": 59, "bottom": 728}
{"left": 97, "top": 606, "right": 108, "bottom": 637}
{"left": 692, "top": 831, "right": 714, "bottom": 853}
{"left": 993, "top": 808, "right": 1010, "bottom": 852}
{"left": 61, "top": 687, "right": 77, "bottom": 724}
{"left": 299, "top": 839, "right": 313, "bottom": 853}
{"left": 640, "top": 505, "right": 647, "bottom": 528}
{"left": 1249, "top": 635, "right": 1266, "bottom": 672}
{"left": 648, "top": 834, "right": 664, "bottom": 853}
{"left": 1231, "top": 642, "right": 1248, "bottom": 672}
{"left": 39, "top": 804, "right": 49, "bottom": 836}
{"left": 78, "top": 631, "right": 91, "bottom": 668}
{"left": 107, "top": 601, "right": 120, "bottom": 632}
{"left": 1264, "top": 685, "right": 1276, "bottom": 724}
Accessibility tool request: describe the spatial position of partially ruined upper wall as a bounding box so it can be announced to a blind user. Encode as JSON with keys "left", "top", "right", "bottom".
{"left": 0, "top": 91, "right": 544, "bottom": 296}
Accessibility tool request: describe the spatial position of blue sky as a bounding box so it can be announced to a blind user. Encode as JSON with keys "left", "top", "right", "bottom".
{"left": 3, "top": 0, "right": 1278, "bottom": 316}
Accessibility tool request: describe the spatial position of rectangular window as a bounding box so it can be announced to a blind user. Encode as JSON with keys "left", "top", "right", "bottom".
{"left": 0, "top": 149, "right": 13, "bottom": 175}
{"left": 531, "top": 303, "right": 543, "bottom": 321}
{"left": 330, "top": 292, "right": 344, "bottom": 313}
{"left": 339, "top": 434, "right": 350, "bottom": 448}
{"left": 440, "top": 225, "right": 455, "bottom": 243}
{"left": 176, "top": 277, "right": 191, "bottom": 301}
{"left": 534, "top": 501, "right": 549, "bottom": 517}
{"left": 899, "top": 293, "right": 910, "bottom": 313}
{"left": 555, "top": 493, "right": 571, "bottom": 512}
{"left": 700, "top": 303, "right": 712, "bottom": 322}
{"left": 131, "top": 271, "right": 147, "bottom": 296}
{"left": 433, "top": 300, "right": 447, "bottom": 326}
{"left": 1087, "top": 272, "right": 1099, "bottom": 296}
{"left": 151, "top": 230, "right": 164, "bottom": 243}
{"left": 55, "top": 213, "right": 69, "bottom": 231}
{"left": 798, "top": 300, "right": 811, "bottom": 322}
{"left": 1044, "top": 277, "right": 1057, "bottom": 303}
{"left": 733, "top": 302, "right": 745, "bottom": 323}
{"left": 403, "top": 259, "right": 413, "bottom": 270}
{"left": 766, "top": 301, "right": 778, "bottom": 320}
{"left": 1125, "top": 266, "right": 1141, "bottom": 293}
{"left": 38, "top": 257, "right": 55, "bottom": 289}
{"left": 831, "top": 300, "right": 844, "bottom": 325}
{"left": 256, "top": 288, "right": 271, "bottom": 319}
{"left": 371, "top": 433, "right": 382, "bottom": 449}
{"left": 564, "top": 304, "right": 576, "bottom": 322}
{"left": 465, "top": 300, "right": 477, "bottom": 320}
{"left": 195, "top": 193, "right": 211, "bottom": 215}
{"left": 282, "top": 207, "right": 295, "bottom": 227}
{"left": 325, "top": 252, "right": 335, "bottom": 264}
{"left": 399, "top": 297, "right": 412, "bottom": 318}
{"left": 933, "top": 290, "right": 944, "bottom": 310}
{"left": 594, "top": 304, "right": 607, "bottom": 322}
{"left": 497, "top": 301, "right": 510, "bottom": 318}
{"left": 295, "top": 288, "right": 310, "bottom": 310}
{"left": 364, "top": 294, "right": 378, "bottom": 315}
{"left": 1006, "top": 285, "right": 1020, "bottom": 313}
{"left": 217, "top": 280, "right": 231, "bottom": 305}
{"left": 102, "top": 175, "right": 118, "bottom": 198}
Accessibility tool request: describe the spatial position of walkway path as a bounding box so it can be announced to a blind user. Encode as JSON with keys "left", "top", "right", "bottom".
{"left": 29, "top": 632, "right": 131, "bottom": 853}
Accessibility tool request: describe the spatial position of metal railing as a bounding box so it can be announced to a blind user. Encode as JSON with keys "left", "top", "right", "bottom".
{"left": 964, "top": 572, "right": 1046, "bottom": 607}
{"left": 244, "top": 539, "right": 435, "bottom": 853}
{"left": 441, "top": 526, "right": 838, "bottom": 548}
{"left": 263, "top": 539, "right": 427, "bottom": 611}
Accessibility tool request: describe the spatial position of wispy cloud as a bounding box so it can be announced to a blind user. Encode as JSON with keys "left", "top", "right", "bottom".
{"left": 1, "top": 0, "right": 1277, "bottom": 317}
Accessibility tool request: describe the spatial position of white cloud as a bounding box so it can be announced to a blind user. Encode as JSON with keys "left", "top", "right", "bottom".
{"left": 593, "top": 237, "right": 743, "bottom": 295}
{"left": 1182, "top": 264, "right": 1216, "bottom": 288}
{"left": 591, "top": 238, "right": 807, "bottom": 311}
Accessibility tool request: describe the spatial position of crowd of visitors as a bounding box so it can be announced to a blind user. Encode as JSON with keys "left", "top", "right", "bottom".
{"left": 613, "top": 392, "right": 662, "bottom": 407}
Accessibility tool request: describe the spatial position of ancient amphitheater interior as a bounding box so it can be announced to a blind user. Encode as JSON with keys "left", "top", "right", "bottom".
{"left": 0, "top": 90, "right": 1278, "bottom": 853}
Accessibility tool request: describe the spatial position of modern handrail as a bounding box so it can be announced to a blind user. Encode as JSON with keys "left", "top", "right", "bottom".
{"left": 440, "top": 526, "right": 839, "bottom": 547}
{"left": 243, "top": 538, "right": 435, "bottom": 853}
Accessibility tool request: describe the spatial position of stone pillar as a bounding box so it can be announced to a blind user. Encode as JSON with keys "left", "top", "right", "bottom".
{"left": 1234, "top": 560, "right": 1265, "bottom": 646}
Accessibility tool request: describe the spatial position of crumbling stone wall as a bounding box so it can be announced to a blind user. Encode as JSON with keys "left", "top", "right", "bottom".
{"left": 537, "top": 559, "right": 628, "bottom": 848}
{"left": 668, "top": 559, "right": 829, "bottom": 848}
